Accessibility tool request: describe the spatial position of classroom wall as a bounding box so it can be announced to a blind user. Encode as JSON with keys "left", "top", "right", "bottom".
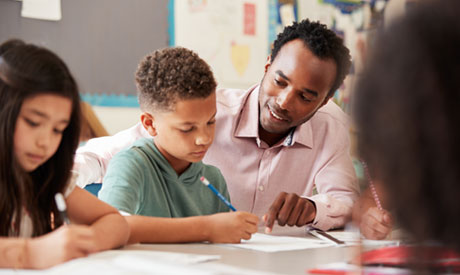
{"left": 0, "top": 0, "right": 169, "bottom": 97}
{"left": 0, "top": 0, "right": 169, "bottom": 134}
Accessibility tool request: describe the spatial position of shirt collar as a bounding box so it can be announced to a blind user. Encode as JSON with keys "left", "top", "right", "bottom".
{"left": 234, "top": 85, "right": 313, "bottom": 149}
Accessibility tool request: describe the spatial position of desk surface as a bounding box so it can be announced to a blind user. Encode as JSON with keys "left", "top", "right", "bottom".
{"left": 122, "top": 242, "right": 358, "bottom": 275}
{"left": 118, "top": 226, "right": 360, "bottom": 275}
{"left": 0, "top": 226, "right": 360, "bottom": 275}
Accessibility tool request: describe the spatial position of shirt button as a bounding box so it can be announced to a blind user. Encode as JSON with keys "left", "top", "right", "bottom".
{"left": 258, "top": 185, "right": 264, "bottom": 191}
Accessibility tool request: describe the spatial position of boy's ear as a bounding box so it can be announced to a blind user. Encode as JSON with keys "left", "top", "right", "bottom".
{"left": 140, "top": 112, "right": 157, "bottom": 136}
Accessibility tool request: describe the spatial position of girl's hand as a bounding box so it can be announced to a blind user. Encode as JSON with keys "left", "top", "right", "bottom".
{"left": 360, "top": 206, "right": 393, "bottom": 240}
{"left": 26, "top": 225, "right": 98, "bottom": 269}
{"left": 206, "top": 212, "right": 259, "bottom": 243}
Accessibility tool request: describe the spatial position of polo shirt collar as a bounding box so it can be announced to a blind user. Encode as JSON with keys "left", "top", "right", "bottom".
{"left": 234, "top": 85, "right": 313, "bottom": 149}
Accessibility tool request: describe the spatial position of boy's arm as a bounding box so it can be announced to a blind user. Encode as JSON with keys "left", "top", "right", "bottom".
{"left": 125, "top": 212, "right": 259, "bottom": 244}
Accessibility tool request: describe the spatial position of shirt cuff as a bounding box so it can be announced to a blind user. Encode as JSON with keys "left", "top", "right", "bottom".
{"left": 309, "top": 200, "right": 331, "bottom": 231}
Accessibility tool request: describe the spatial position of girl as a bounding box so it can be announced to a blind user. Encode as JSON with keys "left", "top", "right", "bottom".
{"left": 0, "top": 40, "right": 129, "bottom": 269}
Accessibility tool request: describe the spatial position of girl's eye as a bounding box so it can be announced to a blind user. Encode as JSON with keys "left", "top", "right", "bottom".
{"left": 207, "top": 120, "right": 216, "bottom": 126}
{"left": 24, "top": 118, "right": 39, "bottom": 127}
{"left": 53, "top": 128, "right": 65, "bottom": 134}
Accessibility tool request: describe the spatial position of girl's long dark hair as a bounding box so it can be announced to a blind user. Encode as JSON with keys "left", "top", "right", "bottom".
{"left": 353, "top": 0, "right": 460, "bottom": 252}
{"left": 0, "top": 40, "right": 81, "bottom": 236}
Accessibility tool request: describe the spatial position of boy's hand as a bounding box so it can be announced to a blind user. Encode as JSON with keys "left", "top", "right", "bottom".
{"left": 26, "top": 225, "right": 98, "bottom": 269}
{"left": 360, "top": 206, "right": 393, "bottom": 240}
{"left": 263, "top": 192, "right": 316, "bottom": 233}
{"left": 206, "top": 212, "right": 258, "bottom": 243}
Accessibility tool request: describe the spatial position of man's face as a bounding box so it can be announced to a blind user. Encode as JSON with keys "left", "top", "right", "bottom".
{"left": 258, "top": 39, "right": 337, "bottom": 137}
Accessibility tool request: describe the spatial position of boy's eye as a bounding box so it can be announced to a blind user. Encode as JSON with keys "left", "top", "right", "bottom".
{"left": 179, "top": 127, "right": 194, "bottom": 133}
{"left": 207, "top": 120, "right": 216, "bottom": 125}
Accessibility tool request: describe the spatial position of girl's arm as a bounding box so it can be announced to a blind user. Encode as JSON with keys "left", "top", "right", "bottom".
{"left": 0, "top": 238, "right": 28, "bottom": 268}
{"left": 66, "top": 187, "right": 130, "bottom": 251}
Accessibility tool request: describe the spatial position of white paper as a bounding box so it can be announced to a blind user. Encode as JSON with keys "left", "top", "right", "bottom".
{"left": 326, "top": 231, "right": 403, "bottom": 250}
{"left": 21, "top": 0, "right": 62, "bottom": 21}
{"left": 0, "top": 250, "right": 220, "bottom": 275}
{"left": 221, "top": 233, "right": 333, "bottom": 252}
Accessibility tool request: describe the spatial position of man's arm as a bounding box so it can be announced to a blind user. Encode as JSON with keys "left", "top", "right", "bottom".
{"left": 73, "top": 122, "right": 148, "bottom": 187}
{"left": 264, "top": 121, "right": 359, "bottom": 232}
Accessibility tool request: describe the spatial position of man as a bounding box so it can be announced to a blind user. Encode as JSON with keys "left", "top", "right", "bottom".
{"left": 75, "top": 19, "right": 358, "bottom": 232}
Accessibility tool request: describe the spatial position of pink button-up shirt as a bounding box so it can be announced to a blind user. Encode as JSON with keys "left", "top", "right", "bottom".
{"left": 203, "top": 85, "right": 358, "bottom": 230}
{"left": 74, "top": 85, "right": 358, "bottom": 230}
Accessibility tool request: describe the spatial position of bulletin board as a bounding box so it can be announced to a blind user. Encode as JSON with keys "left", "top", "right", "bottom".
{"left": 172, "top": 0, "right": 269, "bottom": 89}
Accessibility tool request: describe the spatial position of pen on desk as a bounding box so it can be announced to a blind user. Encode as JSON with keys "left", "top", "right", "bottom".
{"left": 200, "top": 176, "right": 237, "bottom": 212}
{"left": 54, "top": 192, "right": 71, "bottom": 224}
{"left": 307, "top": 227, "right": 345, "bottom": 246}
{"left": 361, "top": 160, "right": 383, "bottom": 210}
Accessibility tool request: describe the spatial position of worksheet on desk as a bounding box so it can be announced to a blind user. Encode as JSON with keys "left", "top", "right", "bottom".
{"left": 221, "top": 233, "right": 333, "bottom": 252}
{"left": 0, "top": 250, "right": 221, "bottom": 275}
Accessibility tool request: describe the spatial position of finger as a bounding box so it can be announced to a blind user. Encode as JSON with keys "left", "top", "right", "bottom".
{"left": 296, "top": 201, "right": 314, "bottom": 226}
{"left": 277, "top": 194, "right": 299, "bottom": 226}
{"left": 364, "top": 215, "right": 391, "bottom": 236}
{"left": 241, "top": 232, "right": 252, "bottom": 240}
{"left": 382, "top": 211, "right": 393, "bottom": 225}
{"left": 245, "top": 214, "right": 259, "bottom": 226}
{"left": 264, "top": 193, "right": 286, "bottom": 229}
{"left": 286, "top": 199, "right": 305, "bottom": 226}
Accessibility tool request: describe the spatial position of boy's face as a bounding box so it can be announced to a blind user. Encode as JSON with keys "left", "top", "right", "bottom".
{"left": 14, "top": 94, "right": 72, "bottom": 172}
{"left": 143, "top": 92, "right": 217, "bottom": 174}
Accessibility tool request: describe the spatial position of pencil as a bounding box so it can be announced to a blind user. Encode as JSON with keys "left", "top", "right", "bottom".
{"left": 54, "top": 192, "right": 71, "bottom": 224}
{"left": 361, "top": 160, "right": 383, "bottom": 210}
{"left": 200, "top": 176, "right": 237, "bottom": 211}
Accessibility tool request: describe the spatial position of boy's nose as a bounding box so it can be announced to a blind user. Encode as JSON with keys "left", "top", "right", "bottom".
{"left": 196, "top": 130, "right": 213, "bottom": 146}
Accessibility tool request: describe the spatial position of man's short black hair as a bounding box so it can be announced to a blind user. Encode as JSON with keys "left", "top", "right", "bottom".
{"left": 271, "top": 19, "right": 351, "bottom": 97}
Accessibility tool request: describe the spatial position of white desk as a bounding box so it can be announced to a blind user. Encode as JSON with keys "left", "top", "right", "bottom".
{"left": 0, "top": 227, "right": 360, "bottom": 275}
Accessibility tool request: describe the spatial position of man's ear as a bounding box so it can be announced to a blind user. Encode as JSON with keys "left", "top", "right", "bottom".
{"left": 264, "top": 55, "right": 271, "bottom": 73}
{"left": 320, "top": 95, "right": 332, "bottom": 108}
{"left": 140, "top": 112, "right": 157, "bottom": 136}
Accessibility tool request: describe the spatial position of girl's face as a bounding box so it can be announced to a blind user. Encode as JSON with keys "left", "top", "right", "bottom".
{"left": 14, "top": 94, "right": 72, "bottom": 172}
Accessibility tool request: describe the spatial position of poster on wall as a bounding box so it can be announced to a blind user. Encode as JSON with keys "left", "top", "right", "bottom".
{"left": 174, "top": 0, "right": 268, "bottom": 89}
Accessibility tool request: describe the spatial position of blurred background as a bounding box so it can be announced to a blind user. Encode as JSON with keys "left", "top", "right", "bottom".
{"left": 0, "top": 0, "right": 412, "bottom": 137}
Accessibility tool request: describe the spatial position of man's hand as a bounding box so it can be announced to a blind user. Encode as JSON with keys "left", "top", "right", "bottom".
{"left": 263, "top": 192, "right": 316, "bottom": 233}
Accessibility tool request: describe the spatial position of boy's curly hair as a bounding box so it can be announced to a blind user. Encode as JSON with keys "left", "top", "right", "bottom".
{"left": 271, "top": 19, "right": 351, "bottom": 97}
{"left": 135, "top": 47, "right": 217, "bottom": 112}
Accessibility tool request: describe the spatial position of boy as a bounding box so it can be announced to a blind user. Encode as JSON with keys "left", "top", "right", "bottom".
{"left": 98, "top": 47, "right": 258, "bottom": 244}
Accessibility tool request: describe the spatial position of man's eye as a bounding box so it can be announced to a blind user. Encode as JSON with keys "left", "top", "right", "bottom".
{"left": 300, "top": 94, "right": 312, "bottom": 102}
